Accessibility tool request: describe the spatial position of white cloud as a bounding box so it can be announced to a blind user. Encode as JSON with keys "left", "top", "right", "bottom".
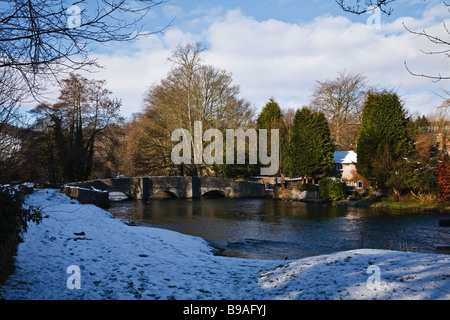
{"left": 82, "top": 29, "right": 200, "bottom": 118}
{"left": 203, "top": 8, "right": 447, "bottom": 114}
{"left": 73, "top": 4, "right": 448, "bottom": 118}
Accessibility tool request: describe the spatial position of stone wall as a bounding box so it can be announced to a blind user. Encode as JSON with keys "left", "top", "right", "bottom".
{"left": 273, "top": 186, "right": 319, "bottom": 201}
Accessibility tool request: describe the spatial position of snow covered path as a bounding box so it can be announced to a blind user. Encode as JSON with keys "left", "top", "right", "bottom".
{"left": 1, "top": 189, "right": 449, "bottom": 300}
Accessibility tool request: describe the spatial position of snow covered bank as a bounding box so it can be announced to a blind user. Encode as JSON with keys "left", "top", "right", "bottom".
{"left": 0, "top": 189, "right": 449, "bottom": 300}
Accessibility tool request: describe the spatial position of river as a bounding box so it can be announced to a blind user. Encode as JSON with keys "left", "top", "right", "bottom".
{"left": 107, "top": 198, "right": 450, "bottom": 260}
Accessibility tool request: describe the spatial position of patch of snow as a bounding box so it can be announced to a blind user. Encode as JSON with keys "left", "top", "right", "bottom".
{"left": 0, "top": 189, "right": 449, "bottom": 300}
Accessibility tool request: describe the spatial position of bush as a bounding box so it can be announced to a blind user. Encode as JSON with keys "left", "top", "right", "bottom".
{"left": 319, "top": 177, "right": 348, "bottom": 201}
{"left": 0, "top": 186, "right": 42, "bottom": 281}
{"left": 299, "top": 183, "right": 317, "bottom": 192}
{"left": 436, "top": 156, "right": 450, "bottom": 201}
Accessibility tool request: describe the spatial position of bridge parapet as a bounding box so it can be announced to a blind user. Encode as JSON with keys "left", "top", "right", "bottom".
{"left": 60, "top": 185, "right": 110, "bottom": 208}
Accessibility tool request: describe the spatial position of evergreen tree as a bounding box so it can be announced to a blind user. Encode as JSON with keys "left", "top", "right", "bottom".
{"left": 407, "top": 115, "right": 430, "bottom": 140}
{"left": 356, "top": 90, "right": 412, "bottom": 190}
{"left": 286, "top": 108, "right": 334, "bottom": 182}
{"left": 285, "top": 108, "right": 313, "bottom": 178}
{"left": 256, "top": 98, "right": 286, "bottom": 176}
{"left": 310, "top": 112, "right": 335, "bottom": 178}
{"left": 386, "top": 153, "right": 437, "bottom": 200}
{"left": 256, "top": 98, "right": 284, "bottom": 130}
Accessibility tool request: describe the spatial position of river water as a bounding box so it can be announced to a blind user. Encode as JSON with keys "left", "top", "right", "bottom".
{"left": 107, "top": 198, "right": 450, "bottom": 260}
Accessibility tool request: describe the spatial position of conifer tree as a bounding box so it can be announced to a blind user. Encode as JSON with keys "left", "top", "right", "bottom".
{"left": 285, "top": 108, "right": 313, "bottom": 179}
{"left": 256, "top": 98, "right": 286, "bottom": 176}
{"left": 310, "top": 112, "right": 335, "bottom": 178}
{"left": 256, "top": 98, "right": 284, "bottom": 130}
{"left": 356, "top": 90, "right": 412, "bottom": 190}
{"left": 286, "top": 108, "right": 334, "bottom": 182}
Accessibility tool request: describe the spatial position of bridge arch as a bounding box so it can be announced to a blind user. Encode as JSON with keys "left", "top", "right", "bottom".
{"left": 150, "top": 190, "right": 179, "bottom": 199}
{"left": 201, "top": 190, "right": 226, "bottom": 199}
{"left": 109, "top": 191, "right": 131, "bottom": 201}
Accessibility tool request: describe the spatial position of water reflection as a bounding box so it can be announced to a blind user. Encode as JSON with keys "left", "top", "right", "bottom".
{"left": 107, "top": 198, "right": 450, "bottom": 260}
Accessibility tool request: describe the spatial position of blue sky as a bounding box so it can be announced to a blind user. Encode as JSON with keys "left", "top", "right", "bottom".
{"left": 73, "top": 0, "right": 449, "bottom": 119}
{"left": 148, "top": 0, "right": 427, "bottom": 28}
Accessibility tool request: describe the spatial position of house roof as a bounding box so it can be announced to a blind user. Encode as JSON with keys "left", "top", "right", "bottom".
{"left": 334, "top": 151, "right": 357, "bottom": 164}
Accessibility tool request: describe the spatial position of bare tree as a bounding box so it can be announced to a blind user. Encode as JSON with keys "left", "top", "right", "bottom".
{"left": 128, "top": 43, "right": 254, "bottom": 176}
{"left": 0, "top": 0, "right": 169, "bottom": 96}
{"left": 428, "top": 97, "right": 450, "bottom": 151}
{"left": 310, "top": 71, "right": 367, "bottom": 150}
{"left": 30, "top": 74, "right": 122, "bottom": 182}
{"left": 0, "top": 1, "right": 167, "bottom": 181}
{"left": 282, "top": 107, "right": 296, "bottom": 135}
{"left": 168, "top": 42, "right": 206, "bottom": 129}
{"left": 0, "top": 68, "right": 25, "bottom": 130}
{"left": 0, "top": 68, "right": 29, "bottom": 182}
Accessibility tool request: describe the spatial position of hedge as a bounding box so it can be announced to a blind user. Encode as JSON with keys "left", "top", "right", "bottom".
{"left": 0, "top": 186, "right": 42, "bottom": 281}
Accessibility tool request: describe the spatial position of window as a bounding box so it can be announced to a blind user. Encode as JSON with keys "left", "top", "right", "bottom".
{"left": 335, "top": 164, "right": 343, "bottom": 171}
{"left": 357, "top": 181, "right": 363, "bottom": 189}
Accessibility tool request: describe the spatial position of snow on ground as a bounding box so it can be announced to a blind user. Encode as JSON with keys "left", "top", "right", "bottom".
{"left": 0, "top": 189, "right": 449, "bottom": 300}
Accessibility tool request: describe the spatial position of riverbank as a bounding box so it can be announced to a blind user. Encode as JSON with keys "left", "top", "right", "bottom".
{"left": 0, "top": 189, "right": 449, "bottom": 300}
{"left": 272, "top": 185, "right": 450, "bottom": 213}
{"left": 333, "top": 199, "right": 450, "bottom": 213}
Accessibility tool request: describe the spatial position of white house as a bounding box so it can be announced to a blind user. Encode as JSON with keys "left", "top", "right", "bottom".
{"left": 333, "top": 151, "right": 368, "bottom": 191}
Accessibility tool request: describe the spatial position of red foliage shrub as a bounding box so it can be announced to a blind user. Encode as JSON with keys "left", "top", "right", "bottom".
{"left": 436, "top": 156, "right": 450, "bottom": 201}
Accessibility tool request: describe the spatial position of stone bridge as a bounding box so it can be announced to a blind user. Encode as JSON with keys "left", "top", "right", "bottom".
{"left": 60, "top": 176, "right": 265, "bottom": 207}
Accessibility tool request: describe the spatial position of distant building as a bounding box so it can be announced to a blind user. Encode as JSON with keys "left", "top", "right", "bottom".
{"left": 333, "top": 151, "right": 369, "bottom": 192}
{"left": 436, "top": 132, "right": 450, "bottom": 156}
{"left": 251, "top": 150, "right": 370, "bottom": 192}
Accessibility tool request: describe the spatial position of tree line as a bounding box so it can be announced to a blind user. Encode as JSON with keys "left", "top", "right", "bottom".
{"left": 0, "top": 0, "right": 449, "bottom": 205}
{"left": 1, "top": 42, "right": 450, "bottom": 203}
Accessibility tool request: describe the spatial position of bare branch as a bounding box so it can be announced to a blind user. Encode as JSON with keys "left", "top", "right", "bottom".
{"left": 336, "top": 1, "right": 450, "bottom": 81}
{"left": 0, "top": 0, "right": 170, "bottom": 98}
{"left": 402, "top": 20, "right": 450, "bottom": 81}
{"left": 335, "top": 0, "right": 395, "bottom": 15}
{"left": 404, "top": 61, "right": 450, "bottom": 82}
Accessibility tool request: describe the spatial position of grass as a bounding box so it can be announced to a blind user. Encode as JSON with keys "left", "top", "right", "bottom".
{"left": 371, "top": 200, "right": 450, "bottom": 212}
{"left": 334, "top": 198, "right": 450, "bottom": 212}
